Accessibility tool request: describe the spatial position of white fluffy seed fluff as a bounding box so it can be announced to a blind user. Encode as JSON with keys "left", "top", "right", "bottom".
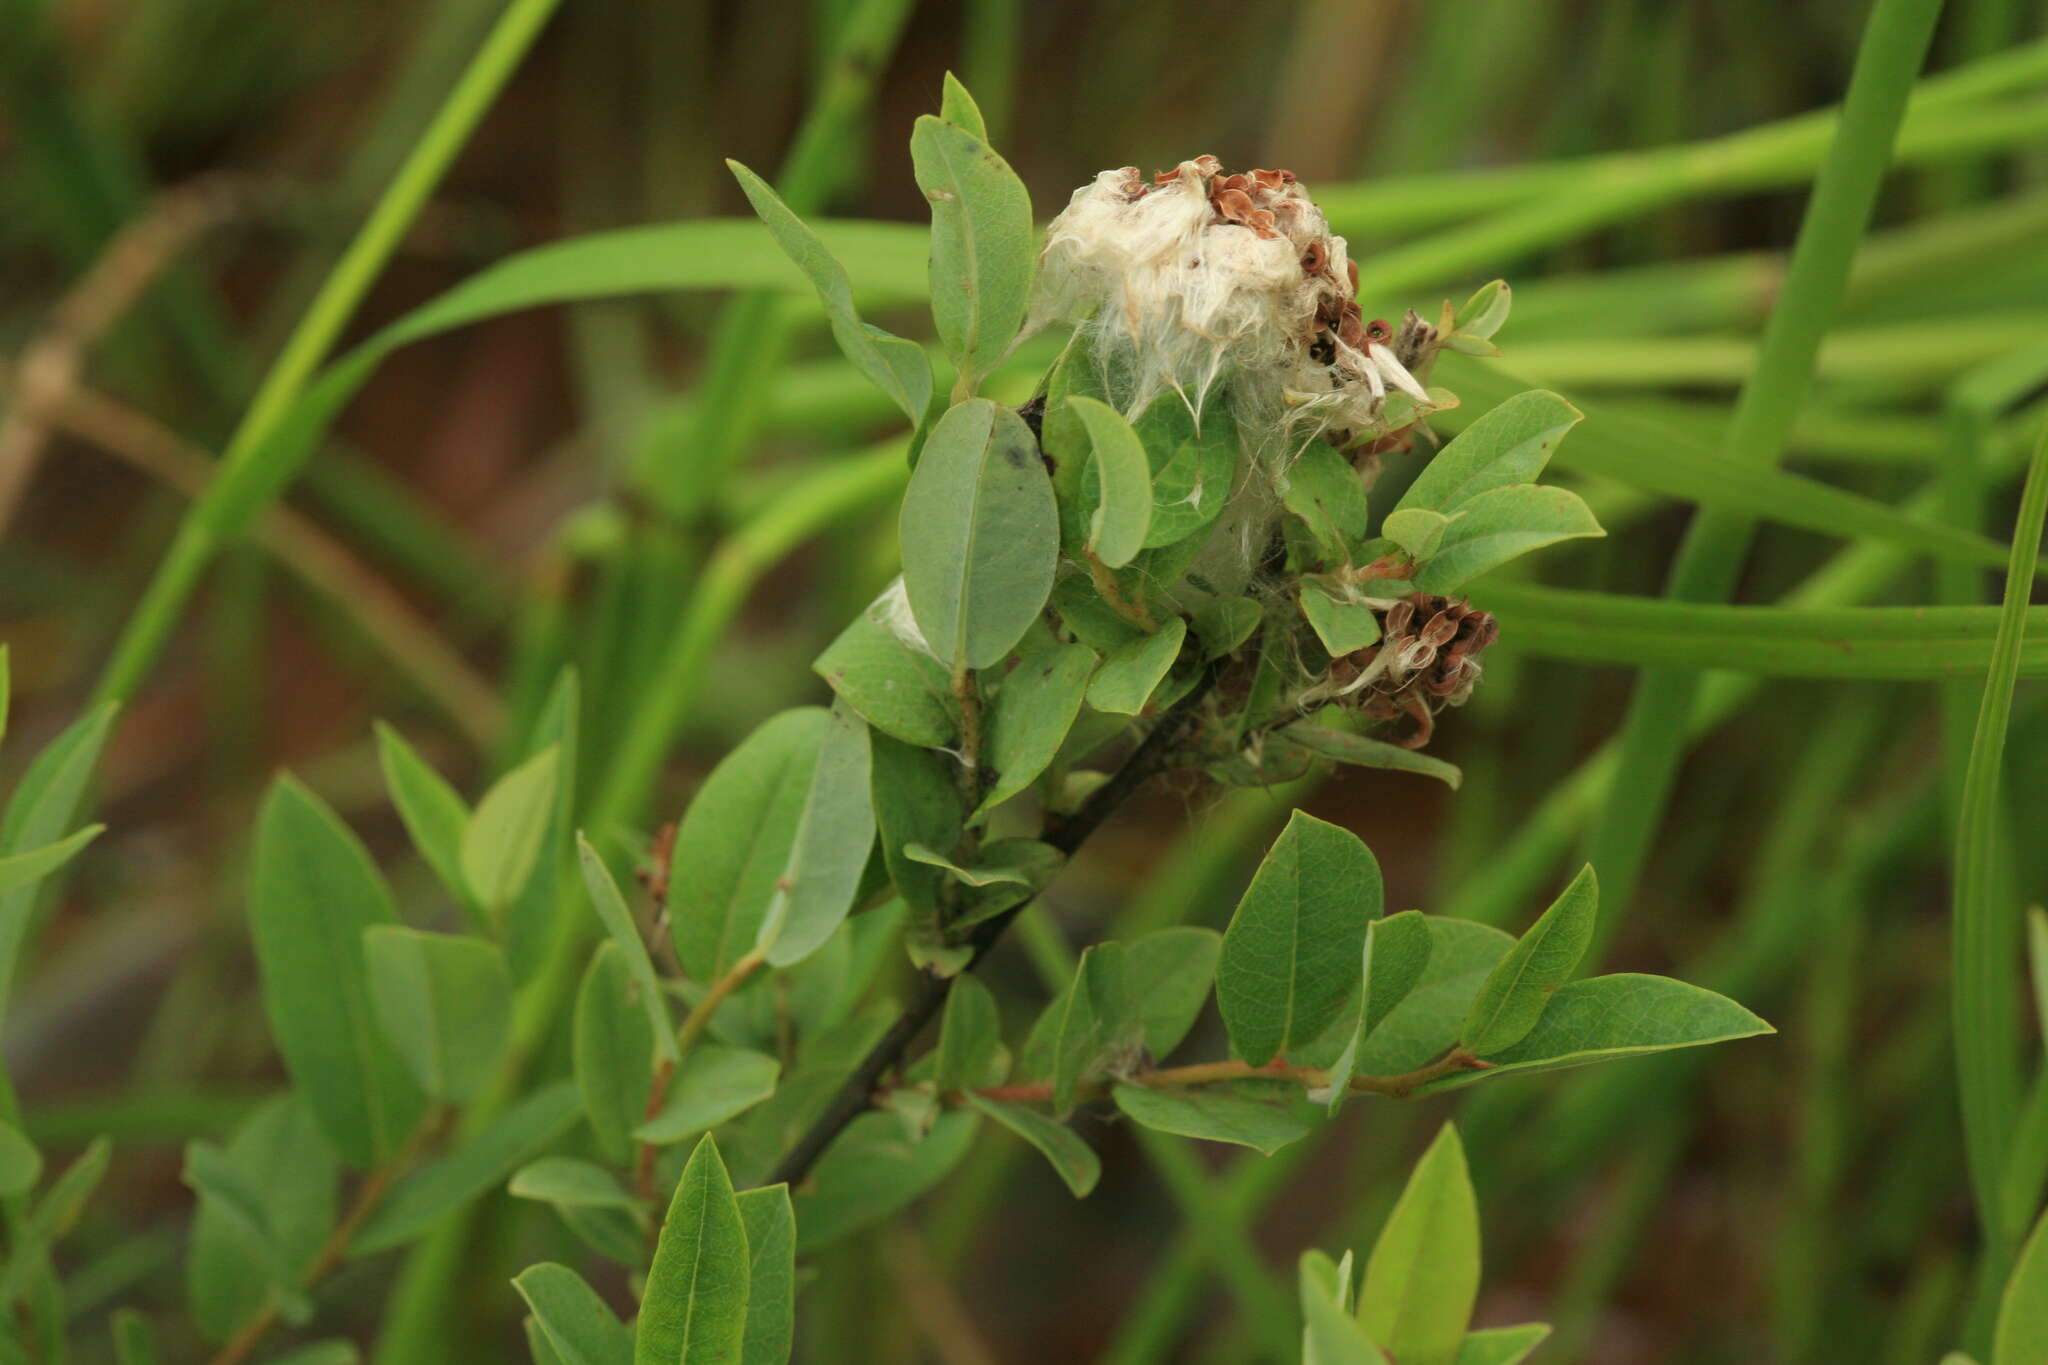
{"left": 1031, "top": 158, "right": 1440, "bottom": 455}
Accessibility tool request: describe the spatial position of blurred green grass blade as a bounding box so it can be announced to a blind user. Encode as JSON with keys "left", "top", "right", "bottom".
{"left": 961, "top": 0, "right": 1019, "bottom": 141}
{"left": 1327, "top": 37, "right": 2048, "bottom": 246}
{"left": 641, "top": 0, "right": 916, "bottom": 517}
{"left": 1955, "top": 425, "right": 2048, "bottom": 1273}
{"left": 89, "top": 0, "right": 565, "bottom": 715}
{"left": 1473, "top": 581, "right": 2048, "bottom": 679}
{"left": 143, "top": 217, "right": 924, "bottom": 568}
{"left": 1582, "top": 0, "right": 1944, "bottom": 937}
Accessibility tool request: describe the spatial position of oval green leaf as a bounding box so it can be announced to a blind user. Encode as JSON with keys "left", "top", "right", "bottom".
{"left": 1461, "top": 864, "right": 1598, "bottom": 1057}
{"left": 637, "top": 1135, "right": 750, "bottom": 1365}
{"left": 461, "top": 744, "right": 560, "bottom": 916}
{"left": 910, "top": 115, "right": 1035, "bottom": 390}
{"left": 899, "top": 399, "right": 1059, "bottom": 670}
{"left": 670, "top": 708, "right": 828, "bottom": 981}
{"left": 514, "top": 1263, "right": 632, "bottom": 1365}
{"left": 362, "top": 926, "right": 514, "bottom": 1103}
{"left": 974, "top": 642, "right": 1098, "bottom": 819}
{"left": 1360, "top": 1123, "right": 1479, "bottom": 1365}
{"left": 1066, "top": 395, "right": 1154, "bottom": 567}
{"left": 1218, "top": 811, "right": 1383, "bottom": 1066}
{"left": 248, "top": 777, "right": 425, "bottom": 1167}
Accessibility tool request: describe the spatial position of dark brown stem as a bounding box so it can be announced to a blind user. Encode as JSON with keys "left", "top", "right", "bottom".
{"left": 967, "top": 1048, "right": 1485, "bottom": 1107}
{"left": 634, "top": 1058, "right": 678, "bottom": 1206}
{"left": 763, "top": 667, "right": 1218, "bottom": 1190}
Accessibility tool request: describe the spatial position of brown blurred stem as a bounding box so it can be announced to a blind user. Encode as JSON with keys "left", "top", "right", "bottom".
{"left": 205, "top": 1107, "right": 445, "bottom": 1365}
{"left": 765, "top": 665, "right": 1217, "bottom": 1190}
{"left": 0, "top": 177, "right": 244, "bottom": 532}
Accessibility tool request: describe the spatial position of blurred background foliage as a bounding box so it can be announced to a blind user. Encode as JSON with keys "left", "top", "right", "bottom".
{"left": 4, "top": 0, "right": 2048, "bottom": 1360}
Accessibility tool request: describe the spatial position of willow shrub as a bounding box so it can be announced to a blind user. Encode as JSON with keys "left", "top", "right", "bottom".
{"left": 0, "top": 80, "right": 1794, "bottom": 1365}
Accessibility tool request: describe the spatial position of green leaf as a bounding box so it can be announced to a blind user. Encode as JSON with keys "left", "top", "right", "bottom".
{"left": 1191, "top": 598, "right": 1264, "bottom": 658}
{"left": 2029, "top": 906, "right": 2048, "bottom": 1051}
{"left": 1283, "top": 443, "right": 1370, "bottom": 563}
{"left": 1351, "top": 919, "right": 1515, "bottom": 1076}
{"left": 1412, "top": 484, "right": 1603, "bottom": 593}
{"left": 792, "top": 1109, "right": 978, "bottom": 1252}
{"left": 1124, "top": 926, "right": 1222, "bottom": 1061}
{"left": 1218, "top": 811, "right": 1382, "bottom": 1066}
{"left": 29, "top": 1133, "right": 109, "bottom": 1245}
{"left": 899, "top": 399, "right": 1058, "bottom": 670}
{"left": 671, "top": 708, "right": 827, "bottom": 981}
{"left": 726, "top": 160, "right": 932, "bottom": 426}
{"left": 577, "top": 837, "right": 679, "bottom": 1064}
{"left": 1067, "top": 395, "right": 1154, "bottom": 567}
{"left": 1379, "top": 508, "right": 1451, "bottom": 562}
{"left": 374, "top": 723, "right": 476, "bottom": 917}
{"left": 1470, "top": 580, "right": 2048, "bottom": 680}
{"left": 1110, "top": 1083, "right": 1312, "bottom": 1155}
{"left": 910, "top": 115, "right": 1035, "bottom": 389}
{"left": 1087, "top": 618, "right": 1186, "bottom": 716}
{"left": 1461, "top": 864, "right": 1598, "bottom": 1057}
{"left": 936, "top": 976, "right": 1008, "bottom": 1090}
{"left": 1996, "top": 1204, "right": 2048, "bottom": 1365}
{"left": 513, "top": 1263, "right": 632, "bottom": 1365}
{"left": 1454, "top": 1324, "right": 1552, "bottom": 1365}
{"left": 183, "top": 1142, "right": 315, "bottom": 1328}
{"left": 248, "top": 776, "right": 425, "bottom": 1166}
{"left": 363, "top": 926, "right": 514, "bottom": 1102}
{"left": 502, "top": 669, "right": 580, "bottom": 978}
{"left": 1052, "top": 942, "right": 1137, "bottom": 1113}
{"left": 736, "top": 1186, "right": 796, "bottom": 1365}
{"left": 1415, "top": 974, "right": 1773, "bottom": 1093}
{"left": 1300, "top": 1250, "right": 1389, "bottom": 1365}
{"left": 0, "top": 1120, "right": 40, "bottom": 1197}
{"left": 1395, "top": 390, "right": 1580, "bottom": 517}
{"left": 1139, "top": 394, "right": 1239, "bottom": 549}
{"left": 814, "top": 586, "right": 958, "bottom": 748}
{"left": 634, "top": 1045, "right": 782, "bottom": 1144}
{"left": 1276, "top": 721, "right": 1462, "bottom": 789}
{"left": 903, "top": 843, "right": 1032, "bottom": 887}
{"left": 869, "top": 731, "right": 965, "bottom": 921}
{"left": 1452, "top": 280, "right": 1512, "bottom": 340}
{"left": 353, "top": 1082, "right": 581, "bottom": 1254}
{"left": 185, "top": 1098, "right": 336, "bottom": 1343}
{"left": 0, "top": 823, "right": 102, "bottom": 897}
{"left": 509, "top": 1158, "right": 641, "bottom": 1212}
{"left": 1360, "top": 1124, "right": 1479, "bottom": 1365}
{"left": 0, "top": 644, "right": 8, "bottom": 748}
{"left": 1321, "top": 911, "right": 1434, "bottom": 1113}
{"left": 637, "top": 1136, "right": 751, "bottom": 1365}
{"left": 0, "top": 701, "right": 116, "bottom": 1020}
{"left": 757, "top": 701, "right": 876, "bottom": 968}
{"left": 265, "top": 1344, "right": 360, "bottom": 1365}
{"left": 111, "top": 1308, "right": 159, "bottom": 1365}
{"left": 937, "top": 71, "right": 988, "bottom": 140}
{"left": 200, "top": 219, "right": 933, "bottom": 546}
{"left": 974, "top": 642, "right": 1098, "bottom": 819}
{"left": 966, "top": 1095, "right": 1100, "bottom": 1196}
{"left": 1299, "top": 581, "right": 1381, "bottom": 657}
{"left": 574, "top": 943, "right": 655, "bottom": 1163}
{"left": 461, "top": 744, "right": 561, "bottom": 916}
